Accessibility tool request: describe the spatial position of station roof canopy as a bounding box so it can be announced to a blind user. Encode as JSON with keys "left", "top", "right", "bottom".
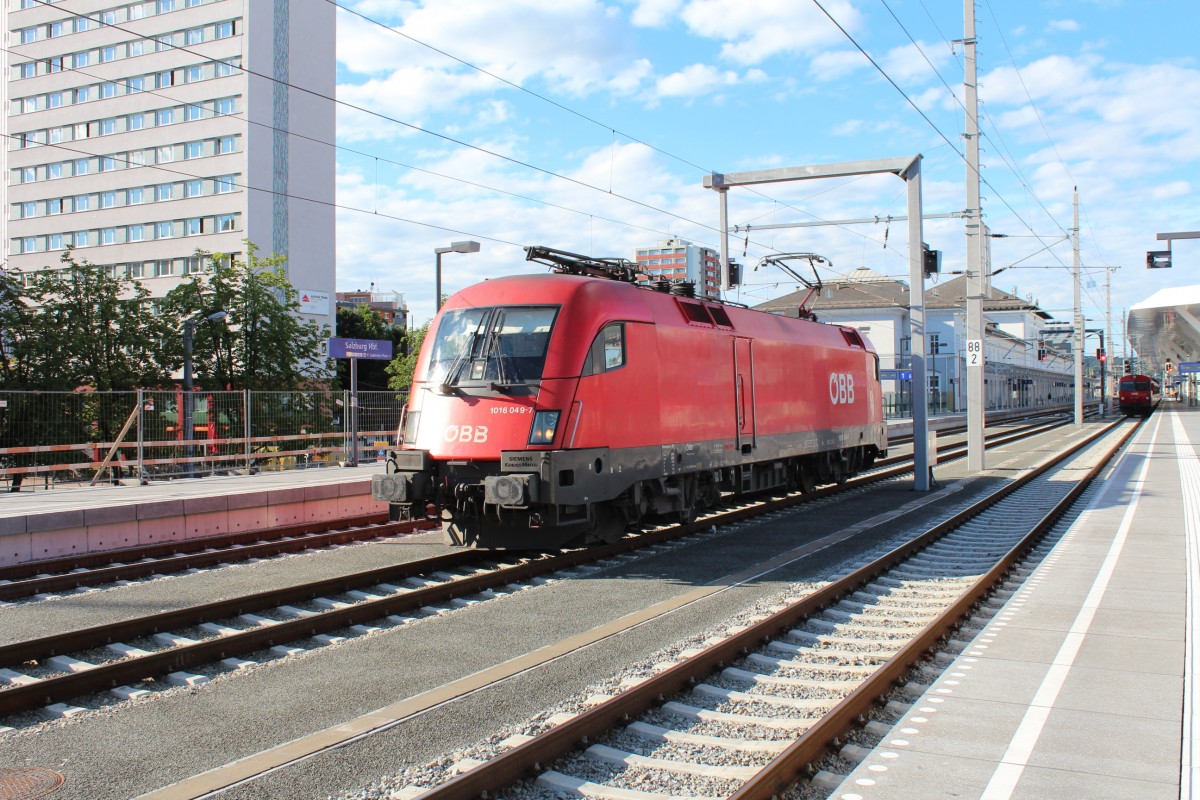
{"left": 1127, "top": 285, "right": 1200, "bottom": 374}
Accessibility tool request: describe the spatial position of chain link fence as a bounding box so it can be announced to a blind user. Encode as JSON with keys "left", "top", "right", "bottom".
{"left": 0, "top": 389, "right": 406, "bottom": 491}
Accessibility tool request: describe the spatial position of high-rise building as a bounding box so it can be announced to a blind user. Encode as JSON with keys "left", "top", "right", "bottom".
{"left": 633, "top": 237, "right": 720, "bottom": 299}
{"left": 3, "top": 0, "right": 335, "bottom": 323}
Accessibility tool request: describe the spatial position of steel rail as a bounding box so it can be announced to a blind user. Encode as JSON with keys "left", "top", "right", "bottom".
{"left": 731, "top": 419, "right": 1140, "bottom": 798}
{"left": 409, "top": 416, "right": 1133, "bottom": 800}
{"left": 0, "top": 415, "right": 1085, "bottom": 718}
{"left": 0, "top": 516, "right": 433, "bottom": 602}
{"left": 0, "top": 512, "right": 392, "bottom": 583}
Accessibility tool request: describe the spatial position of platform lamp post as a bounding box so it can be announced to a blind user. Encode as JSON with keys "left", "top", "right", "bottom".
{"left": 182, "top": 310, "right": 228, "bottom": 478}
{"left": 434, "top": 241, "right": 481, "bottom": 313}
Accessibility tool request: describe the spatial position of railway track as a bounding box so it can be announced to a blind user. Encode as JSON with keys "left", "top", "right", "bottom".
{"left": 371, "top": 415, "right": 1137, "bottom": 800}
{"left": 0, "top": 415, "right": 1082, "bottom": 724}
{"left": 0, "top": 415, "right": 1067, "bottom": 604}
{"left": 0, "top": 513, "right": 439, "bottom": 603}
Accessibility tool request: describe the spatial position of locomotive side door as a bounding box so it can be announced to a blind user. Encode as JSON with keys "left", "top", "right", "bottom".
{"left": 733, "top": 337, "right": 756, "bottom": 453}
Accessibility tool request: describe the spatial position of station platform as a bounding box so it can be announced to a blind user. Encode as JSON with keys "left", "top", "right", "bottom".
{"left": 833, "top": 402, "right": 1196, "bottom": 800}
{"left": 0, "top": 461, "right": 389, "bottom": 567}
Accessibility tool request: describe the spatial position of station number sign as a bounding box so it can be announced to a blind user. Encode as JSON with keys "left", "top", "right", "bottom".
{"left": 966, "top": 339, "right": 983, "bottom": 367}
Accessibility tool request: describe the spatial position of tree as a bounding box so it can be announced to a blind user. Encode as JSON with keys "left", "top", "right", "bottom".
{"left": 160, "top": 243, "right": 331, "bottom": 390}
{"left": 386, "top": 322, "right": 429, "bottom": 392}
{"left": 5, "top": 251, "right": 170, "bottom": 391}
{"left": 334, "top": 304, "right": 403, "bottom": 391}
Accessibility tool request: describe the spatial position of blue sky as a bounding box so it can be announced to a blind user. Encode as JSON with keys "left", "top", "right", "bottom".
{"left": 331, "top": 0, "right": 1200, "bottom": 343}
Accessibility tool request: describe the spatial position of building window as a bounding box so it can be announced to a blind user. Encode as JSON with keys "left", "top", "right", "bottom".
{"left": 73, "top": 195, "right": 91, "bottom": 212}
{"left": 185, "top": 218, "right": 202, "bottom": 236}
{"left": 157, "top": 0, "right": 175, "bottom": 12}
{"left": 215, "top": 60, "right": 235, "bottom": 77}
{"left": 21, "top": 202, "right": 37, "bottom": 219}
{"left": 75, "top": 17, "right": 93, "bottom": 32}
{"left": 74, "top": 159, "right": 90, "bottom": 176}
{"left": 97, "top": 83, "right": 115, "bottom": 100}
{"left": 50, "top": 21, "right": 66, "bottom": 37}
{"left": 100, "top": 119, "right": 117, "bottom": 135}
{"left": 216, "top": 214, "right": 235, "bottom": 232}
{"left": 186, "top": 28, "right": 203, "bottom": 45}
{"left": 100, "top": 157, "right": 116, "bottom": 172}
{"left": 184, "top": 141, "right": 203, "bottom": 159}
{"left": 129, "top": 262, "right": 145, "bottom": 278}
{"left": 217, "top": 136, "right": 235, "bottom": 154}
{"left": 19, "top": 63, "right": 36, "bottom": 79}
{"left": 185, "top": 256, "right": 203, "bottom": 274}
{"left": 48, "top": 163, "right": 64, "bottom": 180}
{"left": 20, "top": 167, "right": 36, "bottom": 184}
{"left": 185, "top": 180, "right": 202, "bottom": 198}
{"left": 48, "top": 92, "right": 64, "bottom": 109}
{"left": 155, "top": 184, "right": 173, "bottom": 202}
{"left": 49, "top": 234, "right": 64, "bottom": 250}
{"left": 215, "top": 21, "right": 234, "bottom": 39}
{"left": 128, "top": 224, "right": 145, "bottom": 241}
{"left": 21, "top": 29, "right": 38, "bottom": 45}
{"left": 100, "top": 46, "right": 118, "bottom": 63}
{"left": 156, "top": 222, "right": 173, "bottom": 239}
{"left": 101, "top": 191, "right": 117, "bottom": 208}
{"left": 75, "top": 87, "right": 93, "bottom": 104}
{"left": 74, "top": 52, "right": 90, "bottom": 69}
{"left": 128, "top": 188, "right": 145, "bottom": 204}
{"left": 74, "top": 231, "right": 89, "bottom": 248}
{"left": 185, "top": 65, "right": 202, "bottom": 83}
{"left": 128, "top": 76, "right": 145, "bottom": 93}
{"left": 47, "top": 198, "right": 62, "bottom": 214}
{"left": 157, "top": 146, "right": 175, "bottom": 163}
{"left": 184, "top": 103, "right": 203, "bottom": 121}
{"left": 156, "top": 109, "right": 174, "bottom": 126}
{"left": 128, "top": 40, "right": 145, "bottom": 57}
{"left": 156, "top": 36, "right": 174, "bottom": 53}
{"left": 128, "top": 150, "right": 146, "bottom": 167}
{"left": 214, "top": 97, "right": 236, "bottom": 116}
{"left": 156, "top": 71, "right": 174, "bottom": 88}
{"left": 21, "top": 237, "right": 37, "bottom": 254}
{"left": 101, "top": 228, "right": 117, "bottom": 245}
{"left": 155, "top": 260, "right": 175, "bottom": 277}
{"left": 100, "top": 10, "right": 118, "bottom": 25}
{"left": 46, "top": 56, "right": 62, "bottom": 73}
{"left": 215, "top": 175, "right": 235, "bottom": 193}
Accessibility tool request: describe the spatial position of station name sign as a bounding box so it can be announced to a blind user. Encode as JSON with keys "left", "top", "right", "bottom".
{"left": 328, "top": 338, "right": 393, "bottom": 360}
{"left": 879, "top": 369, "right": 913, "bottom": 382}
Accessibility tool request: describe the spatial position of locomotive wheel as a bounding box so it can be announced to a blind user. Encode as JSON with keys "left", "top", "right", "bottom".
{"left": 797, "top": 464, "right": 816, "bottom": 494}
{"left": 591, "top": 505, "right": 625, "bottom": 545}
{"left": 677, "top": 476, "right": 699, "bottom": 525}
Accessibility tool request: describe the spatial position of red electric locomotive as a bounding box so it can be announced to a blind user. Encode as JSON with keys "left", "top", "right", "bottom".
{"left": 1117, "top": 374, "right": 1161, "bottom": 416}
{"left": 373, "top": 246, "right": 888, "bottom": 549}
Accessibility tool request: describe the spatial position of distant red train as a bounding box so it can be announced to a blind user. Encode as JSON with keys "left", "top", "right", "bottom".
{"left": 373, "top": 247, "right": 888, "bottom": 549}
{"left": 1117, "top": 374, "right": 1161, "bottom": 417}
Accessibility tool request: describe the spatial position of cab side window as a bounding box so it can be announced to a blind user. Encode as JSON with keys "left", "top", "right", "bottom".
{"left": 582, "top": 323, "right": 625, "bottom": 376}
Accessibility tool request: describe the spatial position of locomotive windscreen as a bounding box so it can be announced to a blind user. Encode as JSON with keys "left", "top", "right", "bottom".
{"left": 428, "top": 305, "right": 559, "bottom": 387}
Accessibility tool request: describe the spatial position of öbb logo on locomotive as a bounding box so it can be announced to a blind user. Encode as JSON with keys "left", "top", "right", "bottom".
{"left": 829, "top": 372, "right": 856, "bottom": 404}
{"left": 373, "top": 245, "right": 888, "bottom": 550}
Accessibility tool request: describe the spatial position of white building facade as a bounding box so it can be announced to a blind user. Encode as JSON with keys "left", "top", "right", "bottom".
{"left": 3, "top": 0, "right": 334, "bottom": 322}
{"left": 634, "top": 238, "right": 721, "bottom": 300}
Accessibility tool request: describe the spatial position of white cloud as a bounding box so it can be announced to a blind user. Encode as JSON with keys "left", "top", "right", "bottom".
{"left": 809, "top": 50, "right": 867, "bottom": 81}
{"left": 679, "top": 0, "right": 863, "bottom": 65}
{"left": 628, "top": 0, "right": 684, "bottom": 27}
{"left": 1150, "top": 181, "right": 1191, "bottom": 200}
{"left": 1047, "top": 19, "right": 1081, "bottom": 32}
{"left": 654, "top": 63, "right": 740, "bottom": 98}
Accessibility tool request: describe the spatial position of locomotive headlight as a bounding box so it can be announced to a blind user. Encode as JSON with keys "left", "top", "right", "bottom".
{"left": 528, "top": 410, "right": 561, "bottom": 445}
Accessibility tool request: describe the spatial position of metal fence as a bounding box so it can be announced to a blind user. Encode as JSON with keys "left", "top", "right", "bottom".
{"left": 0, "top": 389, "right": 407, "bottom": 490}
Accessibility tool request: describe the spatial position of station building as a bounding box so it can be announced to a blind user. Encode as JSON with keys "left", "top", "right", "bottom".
{"left": 755, "top": 268, "right": 1082, "bottom": 415}
{"left": 2, "top": 0, "right": 336, "bottom": 324}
